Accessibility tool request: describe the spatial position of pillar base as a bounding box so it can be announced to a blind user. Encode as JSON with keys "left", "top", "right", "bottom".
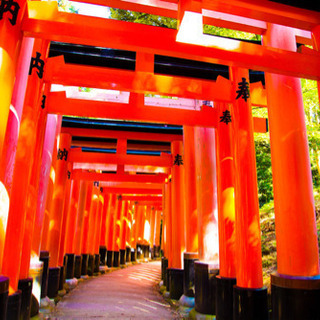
{"left": 130, "top": 249, "right": 136, "bottom": 262}
{"left": 233, "top": 286, "right": 268, "bottom": 320}
{"left": 183, "top": 252, "right": 198, "bottom": 297}
{"left": 136, "top": 244, "right": 143, "bottom": 260}
{"left": 143, "top": 245, "right": 150, "bottom": 259}
{"left": 39, "top": 251, "right": 49, "bottom": 299}
{"left": 87, "top": 254, "right": 95, "bottom": 276}
{"left": 120, "top": 249, "right": 126, "bottom": 265}
{"left": 81, "top": 254, "right": 89, "bottom": 276}
{"left": 0, "top": 276, "right": 9, "bottom": 320}
{"left": 161, "top": 257, "right": 168, "bottom": 286}
{"left": 168, "top": 268, "right": 184, "bottom": 300}
{"left": 194, "top": 261, "right": 219, "bottom": 315}
{"left": 271, "top": 273, "right": 320, "bottom": 320}
{"left": 6, "top": 291, "right": 21, "bottom": 320}
{"left": 74, "top": 255, "right": 82, "bottom": 279}
{"left": 94, "top": 254, "right": 100, "bottom": 273}
{"left": 106, "top": 250, "right": 113, "bottom": 268}
{"left": 59, "top": 265, "right": 66, "bottom": 291}
{"left": 154, "top": 245, "right": 161, "bottom": 258}
{"left": 18, "top": 277, "right": 33, "bottom": 320}
{"left": 125, "top": 247, "right": 131, "bottom": 263}
{"left": 65, "top": 254, "right": 75, "bottom": 279}
{"left": 113, "top": 251, "right": 120, "bottom": 267}
{"left": 47, "top": 267, "right": 60, "bottom": 299}
{"left": 30, "top": 294, "right": 39, "bottom": 317}
{"left": 216, "top": 276, "right": 236, "bottom": 320}
{"left": 99, "top": 246, "right": 107, "bottom": 266}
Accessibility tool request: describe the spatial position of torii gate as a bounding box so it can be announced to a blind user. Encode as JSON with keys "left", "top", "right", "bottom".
{"left": 0, "top": 0, "right": 320, "bottom": 319}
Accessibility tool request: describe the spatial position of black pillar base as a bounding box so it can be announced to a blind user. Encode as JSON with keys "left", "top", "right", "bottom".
{"left": 30, "top": 294, "right": 39, "bottom": 317}
{"left": 94, "top": 254, "right": 100, "bottom": 273}
{"left": 74, "top": 255, "right": 82, "bottom": 279}
{"left": 113, "top": 251, "right": 120, "bottom": 267}
{"left": 39, "top": 251, "right": 49, "bottom": 298}
{"left": 136, "top": 244, "right": 143, "bottom": 260}
{"left": 99, "top": 246, "right": 107, "bottom": 266}
{"left": 6, "top": 291, "right": 21, "bottom": 320}
{"left": 59, "top": 265, "right": 66, "bottom": 291}
{"left": 183, "top": 252, "right": 198, "bottom": 297}
{"left": 106, "top": 250, "right": 113, "bottom": 268}
{"left": 143, "top": 245, "right": 150, "bottom": 259}
{"left": 194, "top": 261, "right": 219, "bottom": 315}
{"left": 125, "top": 247, "right": 131, "bottom": 263}
{"left": 151, "top": 246, "right": 155, "bottom": 259}
{"left": 120, "top": 249, "right": 126, "bottom": 265}
{"left": 154, "top": 245, "right": 161, "bottom": 258}
{"left": 81, "top": 254, "right": 89, "bottom": 276}
{"left": 161, "top": 257, "right": 168, "bottom": 286}
{"left": 87, "top": 254, "right": 95, "bottom": 276}
{"left": 0, "top": 276, "right": 9, "bottom": 320}
{"left": 233, "top": 286, "right": 268, "bottom": 320}
{"left": 131, "top": 249, "right": 136, "bottom": 262}
{"left": 65, "top": 253, "right": 75, "bottom": 279}
{"left": 18, "top": 277, "right": 33, "bottom": 320}
{"left": 47, "top": 267, "right": 60, "bottom": 299}
{"left": 271, "top": 273, "right": 320, "bottom": 320}
{"left": 216, "top": 276, "right": 236, "bottom": 320}
{"left": 168, "top": 268, "right": 184, "bottom": 300}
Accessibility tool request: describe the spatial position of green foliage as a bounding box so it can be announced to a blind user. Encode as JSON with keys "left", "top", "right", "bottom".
{"left": 57, "top": 0, "right": 79, "bottom": 13}
{"left": 204, "top": 25, "right": 261, "bottom": 41}
{"left": 110, "top": 8, "right": 177, "bottom": 29}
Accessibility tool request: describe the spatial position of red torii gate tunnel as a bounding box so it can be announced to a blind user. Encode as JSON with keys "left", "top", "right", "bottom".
{"left": 0, "top": 0, "right": 320, "bottom": 319}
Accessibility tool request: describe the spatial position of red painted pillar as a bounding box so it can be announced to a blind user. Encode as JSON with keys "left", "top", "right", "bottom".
{"left": 0, "top": 0, "right": 26, "bottom": 158}
{"left": 99, "top": 192, "right": 109, "bottom": 265}
{"left": 64, "top": 176, "right": 80, "bottom": 279}
{"left": 119, "top": 200, "right": 128, "bottom": 264}
{"left": 31, "top": 115, "right": 60, "bottom": 259}
{"left": 231, "top": 67, "right": 268, "bottom": 320}
{"left": 47, "top": 133, "right": 71, "bottom": 268}
{"left": 150, "top": 207, "right": 156, "bottom": 257}
{"left": 93, "top": 189, "right": 104, "bottom": 269}
{"left": 264, "top": 24, "right": 320, "bottom": 320}
{"left": 154, "top": 209, "right": 162, "bottom": 257}
{"left": 1, "top": 39, "right": 49, "bottom": 296}
{"left": 40, "top": 117, "right": 63, "bottom": 252}
{"left": 112, "top": 195, "right": 123, "bottom": 267}
{"left": 183, "top": 126, "right": 198, "bottom": 254}
{"left": 0, "top": 37, "right": 34, "bottom": 276}
{"left": 164, "top": 180, "right": 172, "bottom": 266}
{"left": 57, "top": 163, "right": 73, "bottom": 266}
{"left": 215, "top": 102, "right": 237, "bottom": 319}
{"left": 169, "top": 141, "right": 185, "bottom": 299}
{"left": 194, "top": 126, "right": 219, "bottom": 263}
{"left": 130, "top": 202, "right": 137, "bottom": 261}
{"left": 106, "top": 193, "right": 116, "bottom": 267}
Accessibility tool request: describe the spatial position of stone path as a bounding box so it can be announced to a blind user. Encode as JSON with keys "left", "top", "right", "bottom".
{"left": 34, "top": 261, "right": 182, "bottom": 319}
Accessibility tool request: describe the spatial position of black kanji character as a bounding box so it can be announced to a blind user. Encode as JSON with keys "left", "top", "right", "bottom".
{"left": 94, "top": 181, "right": 99, "bottom": 187}
{"left": 29, "top": 52, "right": 45, "bottom": 79}
{"left": 41, "top": 95, "right": 46, "bottom": 109}
{"left": 220, "top": 110, "right": 232, "bottom": 125}
{"left": 173, "top": 154, "right": 183, "bottom": 166}
{"left": 67, "top": 171, "right": 71, "bottom": 179}
{"left": 57, "top": 148, "right": 68, "bottom": 161}
{"left": 0, "top": 0, "right": 20, "bottom": 26}
{"left": 236, "top": 77, "right": 250, "bottom": 102}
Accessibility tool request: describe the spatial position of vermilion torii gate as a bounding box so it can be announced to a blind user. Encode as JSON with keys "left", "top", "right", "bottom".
{"left": 0, "top": 0, "right": 320, "bottom": 319}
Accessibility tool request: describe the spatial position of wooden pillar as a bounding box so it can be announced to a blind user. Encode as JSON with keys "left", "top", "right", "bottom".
{"left": 215, "top": 102, "right": 237, "bottom": 319}
{"left": 154, "top": 209, "right": 162, "bottom": 256}
{"left": 65, "top": 177, "right": 81, "bottom": 255}
{"left": 0, "top": 0, "right": 26, "bottom": 158}
{"left": 1, "top": 39, "right": 49, "bottom": 294}
{"left": 231, "top": 67, "right": 268, "bottom": 320}
{"left": 106, "top": 193, "right": 116, "bottom": 267}
{"left": 31, "top": 114, "right": 59, "bottom": 259}
{"left": 169, "top": 141, "right": 185, "bottom": 299}
{"left": 264, "top": 24, "right": 320, "bottom": 320}
{"left": 120, "top": 200, "right": 129, "bottom": 251}
{"left": 164, "top": 181, "right": 172, "bottom": 266}
{"left": 81, "top": 183, "right": 94, "bottom": 255}
{"left": 183, "top": 126, "right": 198, "bottom": 254}
{"left": 46, "top": 133, "right": 71, "bottom": 268}
{"left": 74, "top": 181, "right": 89, "bottom": 257}
{"left": 57, "top": 163, "right": 73, "bottom": 267}
{"left": 150, "top": 207, "right": 156, "bottom": 256}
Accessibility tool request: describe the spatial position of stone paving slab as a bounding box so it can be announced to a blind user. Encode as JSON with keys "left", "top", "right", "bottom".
{"left": 33, "top": 261, "right": 183, "bottom": 319}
